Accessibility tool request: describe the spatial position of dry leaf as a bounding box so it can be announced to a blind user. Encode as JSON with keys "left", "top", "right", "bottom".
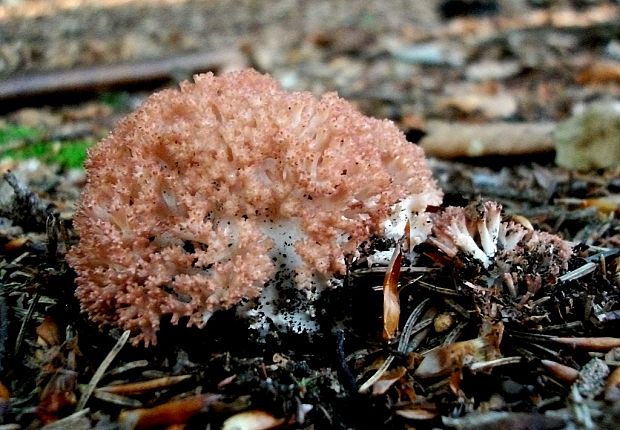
{"left": 581, "top": 195, "right": 620, "bottom": 215}
{"left": 0, "top": 380, "right": 9, "bottom": 401}
{"left": 36, "top": 315, "right": 61, "bottom": 347}
{"left": 371, "top": 366, "right": 407, "bottom": 396}
{"left": 222, "top": 410, "right": 284, "bottom": 430}
{"left": 0, "top": 380, "right": 9, "bottom": 415}
{"left": 414, "top": 323, "right": 503, "bottom": 378}
{"left": 540, "top": 360, "right": 579, "bottom": 384}
{"left": 383, "top": 243, "right": 402, "bottom": 341}
{"left": 37, "top": 369, "right": 78, "bottom": 424}
{"left": 395, "top": 407, "right": 438, "bottom": 420}
{"left": 3, "top": 236, "right": 29, "bottom": 251}
{"left": 217, "top": 374, "right": 237, "bottom": 389}
{"left": 577, "top": 61, "right": 620, "bottom": 85}
{"left": 605, "top": 366, "right": 620, "bottom": 401}
{"left": 119, "top": 394, "right": 221, "bottom": 430}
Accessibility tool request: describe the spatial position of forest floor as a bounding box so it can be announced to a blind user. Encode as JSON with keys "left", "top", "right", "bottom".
{"left": 0, "top": 0, "right": 620, "bottom": 429}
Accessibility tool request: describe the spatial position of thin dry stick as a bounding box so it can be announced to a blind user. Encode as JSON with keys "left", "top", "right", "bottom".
{"left": 398, "top": 298, "right": 431, "bottom": 353}
{"left": 92, "top": 390, "right": 143, "bottom": 408}
{"left": 558, "top": 262, "right": 597, "bottom": 283}
{"left": 76, "top": 330, "right": 130, "bottom": 411}
{"left": 14, "top": 292, "right": 39, "bottom": 357}
{"left": 358, "top": 355, "right": 395, "bottom": 394}
{"left": 469, "top": 356, "right": 522, "bottom": 372}
{"left": 106, "top": 360, "right": 149, "bottom": 376}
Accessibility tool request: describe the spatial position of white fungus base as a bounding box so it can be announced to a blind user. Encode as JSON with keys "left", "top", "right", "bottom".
{"left": 238, "top": 195, "right": 435, "bottom": 334}
{"left": 236, "top": 219, "right": 340, "bottom": 335}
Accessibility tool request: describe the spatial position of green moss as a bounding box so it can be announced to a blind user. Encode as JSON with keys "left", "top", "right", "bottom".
{"left": 0, "top": 124, "right": 93, "bottom": 168}
{"left": 53, "top": 141, "right": 92, "bottom": 168}
{"left": 0, "top": 124, "right": 42, "bottom": 143}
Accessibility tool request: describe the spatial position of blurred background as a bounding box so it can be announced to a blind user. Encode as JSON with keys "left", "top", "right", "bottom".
{"left": 2, "top": 1, "right": 618, "bottom": 117}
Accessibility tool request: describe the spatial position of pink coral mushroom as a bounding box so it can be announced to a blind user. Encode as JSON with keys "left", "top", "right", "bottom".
{"left": 68, "top": 69, "right": 441, "bottom": 345}
{"left": 426, "top": 201, "right": 573, "bottom": 298}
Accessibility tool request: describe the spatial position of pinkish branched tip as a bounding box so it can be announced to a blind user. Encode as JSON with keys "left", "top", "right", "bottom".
{"left": 426, "top": 201, "right": 573, "bottom": 298}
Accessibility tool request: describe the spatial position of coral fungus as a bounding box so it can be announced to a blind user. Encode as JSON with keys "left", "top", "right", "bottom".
{"left": 68, "top": 69, "right": 441, "bottom": 345}
{"left": 426, "top": 201, "right": 573, "bottom": 300}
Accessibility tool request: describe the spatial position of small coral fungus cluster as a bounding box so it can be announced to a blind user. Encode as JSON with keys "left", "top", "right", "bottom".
{"left": 67, "top": 69, "right": 441, "bottom": 345}
{"left": 425, "top": 201, "right": 573, "bottom": 320}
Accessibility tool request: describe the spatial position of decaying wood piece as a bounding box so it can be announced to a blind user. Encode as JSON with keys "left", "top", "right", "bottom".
{"left": 419, "top": 121, "right": 556, "bottom": 158}
{"left": 0, "top": 49, "right": 247, "bottom": 101}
